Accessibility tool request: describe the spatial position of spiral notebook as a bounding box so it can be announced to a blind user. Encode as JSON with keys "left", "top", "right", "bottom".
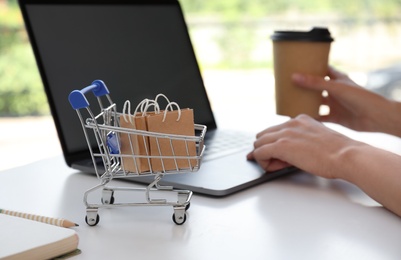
{"left": 19, "top": 0, "right": 296, "bottom": 196}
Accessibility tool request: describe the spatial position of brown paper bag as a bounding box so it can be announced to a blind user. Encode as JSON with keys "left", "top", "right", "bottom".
{"left": 119, "top": 114, "right": 151, "bottom": 173}
{"left": 146, "top": 108, "right": 196, "bottom": 172}
{"left": 118, "top": 96, "right": 156, "bottom": 174}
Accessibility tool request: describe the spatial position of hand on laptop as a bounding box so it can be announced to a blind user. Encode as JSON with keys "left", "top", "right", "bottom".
{"left": 247, "top": 114, "right": 357, "bottom": 177}
{"left": 247, "top": 66, "right": 401, "bottom": 217}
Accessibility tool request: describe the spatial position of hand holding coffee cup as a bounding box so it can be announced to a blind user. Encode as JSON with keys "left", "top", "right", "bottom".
{"left": 271, "top": 27, "right": 334, "bottom": 118}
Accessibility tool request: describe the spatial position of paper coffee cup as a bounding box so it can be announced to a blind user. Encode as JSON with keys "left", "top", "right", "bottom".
{"left": 271, "top": 27, "right": 334, "bottom": 118}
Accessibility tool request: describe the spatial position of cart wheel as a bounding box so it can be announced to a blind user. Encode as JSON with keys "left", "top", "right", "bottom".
{"left": 85, "top": 214, "right": 100, "bottom": 226}
{"left": 101, "top": 195, "right": 115, "bottom": 205}
{"left": 172, "top": 213, "right": 187, "bottom": 225}
{"left": 101, "top": 189, "right": 115, "bottom": 205}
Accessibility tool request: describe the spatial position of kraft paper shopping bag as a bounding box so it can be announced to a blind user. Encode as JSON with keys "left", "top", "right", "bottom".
{"left": 119, "top": 114, "right": 151, "bottom": 173}
{"left": 146, "top": 104, "right": 196, "bottom": 172}
{"left": 118, "top": 100, "right": 156, "bottom": 173}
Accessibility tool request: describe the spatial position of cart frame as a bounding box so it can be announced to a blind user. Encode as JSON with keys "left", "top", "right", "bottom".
{"left": 69, "top": 80, "right": 206, "bottom": 225}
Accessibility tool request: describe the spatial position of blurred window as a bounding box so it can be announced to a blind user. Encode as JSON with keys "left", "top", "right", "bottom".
{"left": 2, "top": 0, "right": 401, "bottom": 113}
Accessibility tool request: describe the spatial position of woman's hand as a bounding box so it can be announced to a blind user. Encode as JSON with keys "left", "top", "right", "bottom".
{"left": 247, "top": 115, "right": 363, "bottom": 177}
{"left": 292, "top": 66, "right": 401, "bottom": 137}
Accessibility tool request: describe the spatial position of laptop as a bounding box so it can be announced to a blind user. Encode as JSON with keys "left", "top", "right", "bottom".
{"left": 19, "top": 0, "right": 296, "bottom": 196}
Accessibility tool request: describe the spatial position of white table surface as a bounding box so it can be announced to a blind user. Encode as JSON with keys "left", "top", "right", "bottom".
{"left": 1, "top": 132, "right": 401, "bottom": 260}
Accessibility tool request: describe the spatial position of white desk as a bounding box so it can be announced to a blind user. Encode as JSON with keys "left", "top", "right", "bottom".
{"left": 1, "top": 141, "right": 401, "bottom": 260}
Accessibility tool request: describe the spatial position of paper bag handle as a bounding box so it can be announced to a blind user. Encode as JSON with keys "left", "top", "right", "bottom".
{"left": 163, "top": 102, "right": 181, "bottom": 122}
{"left": 122, "top": 99, "right": 160, "bottom": 125}
{"left": 141, "top": 100, "right": 160, "bottom": 116}
{"left": 121, "top": 94, "right": 181, "bottom": 123}
{"left": 154, "top": 94, "right": 171, "bottom": 105}
{"left": 155, "top": 94, "right": 182, "bottom": 121}
{"left": 69, "top": 80, "right": 109, "bottom": 109}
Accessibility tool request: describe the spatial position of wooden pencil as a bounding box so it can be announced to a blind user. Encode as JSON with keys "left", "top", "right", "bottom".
{"left": 0, "top": 209, "right": 78, "bottom": 228}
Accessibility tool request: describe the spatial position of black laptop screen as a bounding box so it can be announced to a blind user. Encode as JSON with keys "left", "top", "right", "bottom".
{"left": 20, "top": 0, "right": 215, "bottom": 163}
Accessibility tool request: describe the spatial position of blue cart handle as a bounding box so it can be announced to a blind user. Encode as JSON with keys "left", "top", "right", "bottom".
{"left": 69, "top": 80, "right": 110, "bottom": 109}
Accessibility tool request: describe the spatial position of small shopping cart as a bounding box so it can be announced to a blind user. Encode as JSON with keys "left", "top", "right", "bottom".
{"left": 68, "top": 80, "right": 206, "bottom": 225}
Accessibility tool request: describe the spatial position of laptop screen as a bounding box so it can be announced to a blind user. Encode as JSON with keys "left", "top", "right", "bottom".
{"left": 20, "top": 0, "right": 216, "bottom": 164}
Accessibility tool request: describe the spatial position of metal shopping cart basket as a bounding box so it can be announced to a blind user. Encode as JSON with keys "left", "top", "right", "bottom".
{"left": 68, "top": 80, "right": 206, "bottom": 225}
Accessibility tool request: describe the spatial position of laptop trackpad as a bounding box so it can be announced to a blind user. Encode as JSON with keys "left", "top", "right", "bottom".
{"left": 139, "top": 150, "right": 294, "bottom": 196}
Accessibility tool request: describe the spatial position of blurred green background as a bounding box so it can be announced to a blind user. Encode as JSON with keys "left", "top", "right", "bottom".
{"left": 2, "top": 0, "right": 401, "bottom": 116}
{"left": 0, "top": 0, "right": 46, "bottom": 116}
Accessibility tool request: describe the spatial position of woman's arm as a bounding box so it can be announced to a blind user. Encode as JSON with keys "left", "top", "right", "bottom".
{"left": 339, "top": 139, "right": 401, "bottom": 217}
{"left": 247, "top": 115, "right": 401, "bottom": 217}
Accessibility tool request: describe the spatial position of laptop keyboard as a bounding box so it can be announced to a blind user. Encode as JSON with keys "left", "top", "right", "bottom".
{"left": 202, "top": 130, "right": 255, "bottom": 161}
